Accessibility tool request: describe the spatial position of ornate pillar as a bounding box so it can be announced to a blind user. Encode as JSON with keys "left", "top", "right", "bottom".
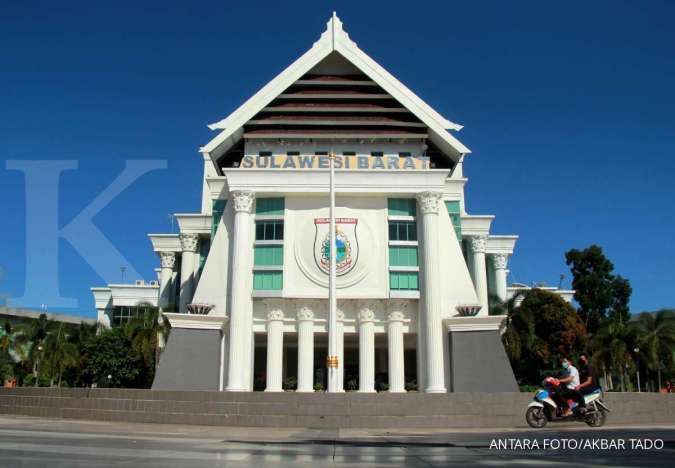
{"left": 470, "top": 235, "right": 489, "bottom": 315}
{"left": 226, "top": 190, "right": 255, "bottom": 391}
{"left": 416, "top": 191, "right": 446, "bottom": 393}
{"left": 387, "top": 302, "right": 406, "bottom": 393}
{"left": 336, "top": 307, "right": 345, "bottom": 392}
{"left": 492, "top": 254, "right": 509, "bottom": 303}
{"left": 265, "top": 305, "right": 284, "bottom": 392}
{"left": 179, "top": 233, "right": 199, "bottom": 314}
{"left": 158, "top": 252, "right": 176, "bottom": 311}
{"left": 296, "top": 305, "right": 315, "bottom": 392}
{"left": 358, "top": 304, "right": 376, "bottom": 393}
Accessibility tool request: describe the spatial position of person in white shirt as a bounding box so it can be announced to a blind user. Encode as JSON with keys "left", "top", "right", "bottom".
{"left": 558, "top": 357, "right": 580, "bottom": 416}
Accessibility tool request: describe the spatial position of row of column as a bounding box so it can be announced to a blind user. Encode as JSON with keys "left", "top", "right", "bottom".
{"left": 264, "top": 304, "right": 408, "bottom": 393}
{"left": 414, "top": 192, "right": 508, "bottom": 390}
{"left": 469, "top": 236, "right": 510, "bottom": 313}
{"left": 156, "top": 232, "right": 201, "bottom": 313}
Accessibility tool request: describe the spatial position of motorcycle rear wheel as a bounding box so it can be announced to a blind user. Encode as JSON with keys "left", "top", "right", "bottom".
{"left": 526, "top": 406, "right": 548, "bottom": 428}
{"left": 585, "top": 409, "right": 606, "bottom": 427}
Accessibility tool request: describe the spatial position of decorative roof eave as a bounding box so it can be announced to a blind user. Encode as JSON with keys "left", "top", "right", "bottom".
{"left": 200, "top": 13, "right": 470, "bottom": 168}
{"left": 460, "top": 214, "right": 494, "bottom": 237}
{"left": 147, "top": 233, "right": 181, "bottom": 252}
{"left": 486, "top": 235, "right": 518, "bottom": 255}
{"left": 174, "top": 213, "right": 211, "bottom": 234}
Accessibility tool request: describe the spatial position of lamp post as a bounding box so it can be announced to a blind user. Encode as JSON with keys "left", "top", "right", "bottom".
{"left": 326, "top": 151, "right": 339, "bottom": 392}
{"left": 634, "top": 347, "right": 641, "bottom": 392}
{"left": 34, "top": 345, "right": 43, "bottom": 387}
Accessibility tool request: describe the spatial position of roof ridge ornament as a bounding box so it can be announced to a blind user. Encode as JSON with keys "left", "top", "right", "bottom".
{"left": 314, "top": 11, "right": 356, "bottom": 50}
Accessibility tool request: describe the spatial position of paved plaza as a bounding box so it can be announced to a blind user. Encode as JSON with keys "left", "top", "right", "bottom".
{"left": 0, "top": 416, "right": 673, "bottom": 467}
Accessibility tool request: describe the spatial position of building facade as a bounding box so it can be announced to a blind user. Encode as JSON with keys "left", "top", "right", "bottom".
{"left": 92, "top": 15, "right": 571, "bottom": 393}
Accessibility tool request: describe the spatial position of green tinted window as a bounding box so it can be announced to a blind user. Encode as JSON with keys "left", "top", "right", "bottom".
{"left": 211, "top": 199, "right": 226, "bottom": 238}
{"left": 199, "top": 238, "right": 211, "bottom": 273}
{"left": 445, "top": 200, "right": 462, "bottom": 242}
{"left": 255, "top": 221, "right": 284, "bottom": 240}
{"left": 389, "top": 246, "right": 419, "bottom": 266}
{"left": 256, "top": 198, "right": 285, "bottom": 216}
{"left": 253, "top": 271, "right": 283, "bottom": 290}
{"left": 389, "top": 272, "right": 419, "bottom": 291}
{"left": 388, "top": 198, "right": 417, "bottom": 216}
{"left": 388, "top": 221, "right": 417, "bottom": 241}
{"left": 254, "top": 245, "right": 283, "bottom": 266}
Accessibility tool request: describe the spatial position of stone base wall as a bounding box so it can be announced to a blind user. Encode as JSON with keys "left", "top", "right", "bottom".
{"left": 1, "top": 388, "right": 673, "bottom": 429}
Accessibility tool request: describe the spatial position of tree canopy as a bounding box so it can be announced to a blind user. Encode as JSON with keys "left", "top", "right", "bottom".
{"left": 502, "top": 288, "right": 587, "bottom": 386}
{"left": 565, "top": 244, "right": 632, "bottom": 333}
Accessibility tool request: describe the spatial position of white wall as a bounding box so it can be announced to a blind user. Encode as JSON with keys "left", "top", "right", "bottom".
{"left": 284, "top": 194, "right": 388, "bottom": 299}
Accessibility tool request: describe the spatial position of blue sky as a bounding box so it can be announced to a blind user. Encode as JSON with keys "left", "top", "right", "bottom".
{"left": 1, "top": 1, "right": 674, "bottom": 317}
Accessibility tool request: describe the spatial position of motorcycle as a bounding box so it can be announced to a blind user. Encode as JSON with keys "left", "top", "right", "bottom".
{"left": 525, "top": 377, "right": 610, "bottom": 428}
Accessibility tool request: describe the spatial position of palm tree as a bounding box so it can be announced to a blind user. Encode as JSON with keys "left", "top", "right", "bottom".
{"left": 499, "top": 291, "right": 553, "bottom": 384}
{"left": 42, "top": 322, "right": 79, "bottom": 387}
{"left": 124, "top": 304, "right": 169, "bottom": 368}
{"left": 0, "top": 320, "right": 28, "bottom": 362}
{"left": 501, "top": 294, "right": 534, "bottom": 362}
{"left": 25, "top": 314, "right": 55, "bottom": 385}
{"left": 0, "top": 320, "right": 28, "bottom": 382}
{"left": 592, "top": 317, "right": 641, "bottom": 391}
{"left": 634, "top": 310, "right": 675, "bottom": 390}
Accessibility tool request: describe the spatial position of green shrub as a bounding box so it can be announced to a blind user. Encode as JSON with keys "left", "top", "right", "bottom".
{"left": 282, "top": 376, "right": 297, "bottom": 391}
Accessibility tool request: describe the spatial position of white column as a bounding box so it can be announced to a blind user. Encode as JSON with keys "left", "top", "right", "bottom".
{"left": 387, "top": 306, "right": 406, "bottom": 393}
{"left": 265, "top": 308, "right": 284, "bottom": 392}
{"left": 170, "top": 269, "right": 178, "bottom": 304}
{"left": 358, "top": 305, "right": 376, "bottom": 393}
{"left": 417, "top": 191, "right": 447, "bottom": 393}
{"left": 470, "top": 236, "right": 489, "bottom": 315}
{"left": 336, "top": 308, "right": 345, "bottom": 392}
{"left": 96, "top": 308, "right": 112, "bottom": 328}
{"left": 416, "top": 300, "right": 426, "bottom": 392}
{"left": 492, "top": 254, "right": 509, "bottom": 303}
{"left": 226, "top": 190, "right": 255, "bottom": 391}
{"left": 179, "top": 233, "right": 199, "bottom": 314}
{"left": 218, "top": 330, "right": 228, "bottom": 391}
{"left": 296, "top": 305, "right": 315, "bottom": 392}
{"left": 158, "top": 252, "right": 176, "bottom": 311}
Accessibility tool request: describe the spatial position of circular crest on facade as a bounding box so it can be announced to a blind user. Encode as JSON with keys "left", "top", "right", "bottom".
{"left": 293, "top": 212, "right": 375, "bottom": 289}
{"left": 314, "top": 218, "right": 358, "bottom": 276}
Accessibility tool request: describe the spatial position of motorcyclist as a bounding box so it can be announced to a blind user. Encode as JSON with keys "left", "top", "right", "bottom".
{"left": 574, "top": 352, "right": 601, "bottom": 407}
{"left": 557, "top": 357, "right": 580, "bottom": 417}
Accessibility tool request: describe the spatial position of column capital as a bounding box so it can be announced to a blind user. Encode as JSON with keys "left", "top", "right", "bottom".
{"left": 358, "top": 303, "right": 376, "bottom": 323}
{"left": 416, "top": 191, "right": 443, "bottom": 215}
{"left": 267, "top": 309, "right": 284, "bottom": 322}
{"left": 491, "top": 253, "right": 509, "bottom": 270}
{"left": 470, "top": 235, "right": 487, "bottom": 254}
{"left": 231, "top": 190, "right": 255, "bottom": 213}
{"left": 158, "top": 251, "right": 176, "bottom": 269}
{"left": 387, "top": 311, "right": 405, "bottom": 322}
{"left": 296, "top": 306, "right": 314, "bottom": 322}
{"left": 179, "top": 233, "right": 199, "bottom": 252}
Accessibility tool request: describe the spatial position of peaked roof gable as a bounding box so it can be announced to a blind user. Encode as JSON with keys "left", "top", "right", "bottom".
{"left": 201, "top": 13, "right": 470, "bottom": 166}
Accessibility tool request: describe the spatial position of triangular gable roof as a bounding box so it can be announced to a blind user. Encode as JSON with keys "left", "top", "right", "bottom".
{"left": 201, "top": 13, "right": 470, "bottom": 167}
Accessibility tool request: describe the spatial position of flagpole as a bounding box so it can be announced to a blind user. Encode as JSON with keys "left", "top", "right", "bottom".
{"left": 327, "top": 150, "right": 338, "bottom": 392}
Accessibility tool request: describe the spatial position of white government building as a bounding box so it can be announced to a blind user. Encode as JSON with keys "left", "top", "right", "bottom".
{"left": 91, "top": 14, "right": 572, "bottom": 393}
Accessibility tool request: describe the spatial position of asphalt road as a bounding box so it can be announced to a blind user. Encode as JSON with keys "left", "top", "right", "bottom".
{"left": 0, "top": 416, "right": 673, "bottom": 467}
